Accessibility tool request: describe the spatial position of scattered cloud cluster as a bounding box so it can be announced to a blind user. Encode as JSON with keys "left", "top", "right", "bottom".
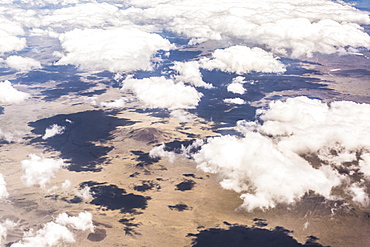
{"left": 42, "top": 124, "right": 65, "bottom": 140}
{"left": 121, "top": 76, "right": 203, "bottom": 110}
{"left": 10, "top": 211, "right": 94, "bottom": 247}
{"left": 0, "top": 81, "right": 30, "bottom": 104}
{"left": 123, "top": 0, "right": 370, "bottom": 56}
{"left": 21, "top": 154, "right": 68, "bottom": 189}
{"left": 154, "top": 97, "right": 370, "bottom": 210}
{"left": 0, "top": 17, "right": 26, "bottom": 54}
{"left": 56, "top": 27, "right": 173, "bottom": 72}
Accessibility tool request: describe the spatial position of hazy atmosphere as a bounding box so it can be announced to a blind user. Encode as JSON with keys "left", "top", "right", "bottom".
{"left": 0, "top": 0, "right": 370, "bottom": 246}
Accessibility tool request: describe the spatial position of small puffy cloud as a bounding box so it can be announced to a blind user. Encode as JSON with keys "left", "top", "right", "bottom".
{"left": 149, "top": 143, "right": 176, "bottom": 163}
{"left": 347, "top": 183, "right": 370, "bottom": 207}
{"left": 0, "top": 80, "right": 30, "bottom": 104}
{"left": 21, "top": 154, "right": 68, "bottom": 189}
{"left": 200, "top": 46, "right": 286, "bottom": 74}
{"left": 55, "top": 211, "right": 94, "bottom": 231}
{"left": 171, "top": 61, "right": 213, "bottom": 88}
{"left": 42, "top": 124, "right": 65, "bottom": 140}
{"left": 61, "top": 179, "right": 71, "bottom": 189}
{"left": 100, "top": 98, "right": 126, "bottom": 109}
{"left": 5, "top": 56, "right": 41, "bottom": 72}
{"left": 0, "top": 174, "right": 9, "bottom": 200}
{"left": 74, "top": 186, "right": 93, "bottom": 202}
{"left": 121, "top": 76, "right": 203, "bottom": 110}
{"left": 56, "top": 27, "right": 173, "bottom": 72}
{"left": 11, "top": 211, "right": 93, "bottom": 247}
{"left": 0, "top": 219, "right": 16, "bottom": 244}
{"left": 223, "top": 98, "right": 247, "bottom": 105}
{"left": 170, "top": 109, "right": 195, "bottom": 122}
{"left": 227, "top": 76, "right": 247, "bottom": 94}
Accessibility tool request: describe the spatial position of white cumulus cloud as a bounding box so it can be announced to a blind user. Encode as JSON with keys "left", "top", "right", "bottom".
{"left": 21, "top": 154, "right": 68, "bottom": 189}
{"left": 171, "top": 61, "right": 213, "bottom": 88}
{"left": 223, "top": 98, "right": 247, "bottom": 105}
{"left": 123, "top": 0, "right": 370, "bottom": 57}
{"left": 0, "top": 174, "right": 9, "bottom": 200}
{"left": 11, "top": 211, "right": 93, "bottom": 247}
{"left": 177, "top": 96, "right": 370, "bottom": 211}
{"left": 0, "top": 80, "right": 29, "bottom": 104}
{"left": 5, "top": 56, "right": 42, "bottom": 72}
{"left": 42, "top": 124, "right": 65, "bottom": 140}
{"left": 56, "top": 27, "right": 173, "bottom": 72}
{"left": 121, "top": 76, "right": 203, "bottom": 110}
{"left": 200, "top": 46, "right": 286, "bottom": 74}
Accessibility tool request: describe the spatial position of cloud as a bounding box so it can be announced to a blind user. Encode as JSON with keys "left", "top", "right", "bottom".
{"left": 100, "top": 98, "right": 126, "bottom": 109}
{"left": 42, "top": 124, "right": 65, "bottom": 140}
{"left": 199, "top": 46, "right": 286, "bottom": 74}
{"left": 74, "top": 185, "right": 93, "bottom": 202}
{"left": 56, "top": 27, "right": 173, "bottom": 72}
{"left": 171, "top": 61, "right": 213, "bottom": 88}
{"left": 169, "top": 109, "right": 195, "bottom": 122}
{"left": 223, "top": 98, "right": 247, "bottom": 105}
{"left": 158, "top": 96, "right": 370, "bottom": 211}
{"left": 0, "top": 80, "right": 30, "bottom": 104}
{"left": 149, "top": 143, "right": 176, "bottom": 163}
{"left": 121, "top": 76, "right": 203, "bottom": 110}
{"left": 55, "top": 211, "right": 94, "bottom": 231}
{"left": 123, "top": 0, "right": 370, "bottom": 57}
{"left": 21, "top": 154, "right": 68, "bottom": 189}
{"left": 0, "top": 219, "right": 16, "bottom": 245}
{"left": 0, "top": 16, "right": 27, "bottom": 53}
{"left": 227, "top": 76, "right": 247, "bottom": 94}
{"left": 5, "top": 56, "right": 42, "bottom": 72}
{"left": 11, "top": 211, "right": 93, "bottom": 247}
{"left": 0, "top": 174, "right": 9, "bottom": 200}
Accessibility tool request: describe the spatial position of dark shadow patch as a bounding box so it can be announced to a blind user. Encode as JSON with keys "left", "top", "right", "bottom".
{"left": 131, "top": 150, "right": 159, "bottom": 168}
{"left": 183, "top": 174, "right": 203, "bottom": 179}
{"left": 253, "top": 218, "right": 268, "bottom": 227}
{"left": 176, "top": 179, "right": 196, "bottom": 191}
{"left": 79, "top": 181, "right": 150, "bottom": 213}
{"left": 129, "top": 172, "right": 140, "bottom": 178}
{"left": 133, "top": 180, "right": 161, "bottom": 192}
{"left": 119, "top": 217, "right": 141, "bottom": 236}
{"left": 188, "top": 224, "right": 329, "bottom": 247}
{"left": 28, "top": 110, "right": 136, "bottom": 172}
{"left": 0, "top": 107, "right": 3, "bottom": 114}
{"left": 168, "top": 203, "right": 192, "bottom": 211}
{"left": 87, "top": 228, "right": 107, "bottom": 242}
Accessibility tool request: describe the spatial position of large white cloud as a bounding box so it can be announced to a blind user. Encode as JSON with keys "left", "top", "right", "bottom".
{"left": 21, "top": 154, "right": 68, "bottom": 189}
{"left": 5, "top": 56, "right": 42, "bottom": 72}
{"left": 121, "top": 76, "right": 203, "bottom": 109}
{"left": 0, "top": 80, "right": 30, "bottom": 104}
{"left": 200, "top": 46, "right": 286, "bottom": 74}
{"left": 153, "top": 96, "right": 370, "bottom": 211}
{"left": 11, "top": 211, "right": 93, "bottom": 247}
{"left": 122, "top": 0, "right": 370, "bottom": 57}
{"left": 56, "top": 27, "right": 173, "bottom": 72}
